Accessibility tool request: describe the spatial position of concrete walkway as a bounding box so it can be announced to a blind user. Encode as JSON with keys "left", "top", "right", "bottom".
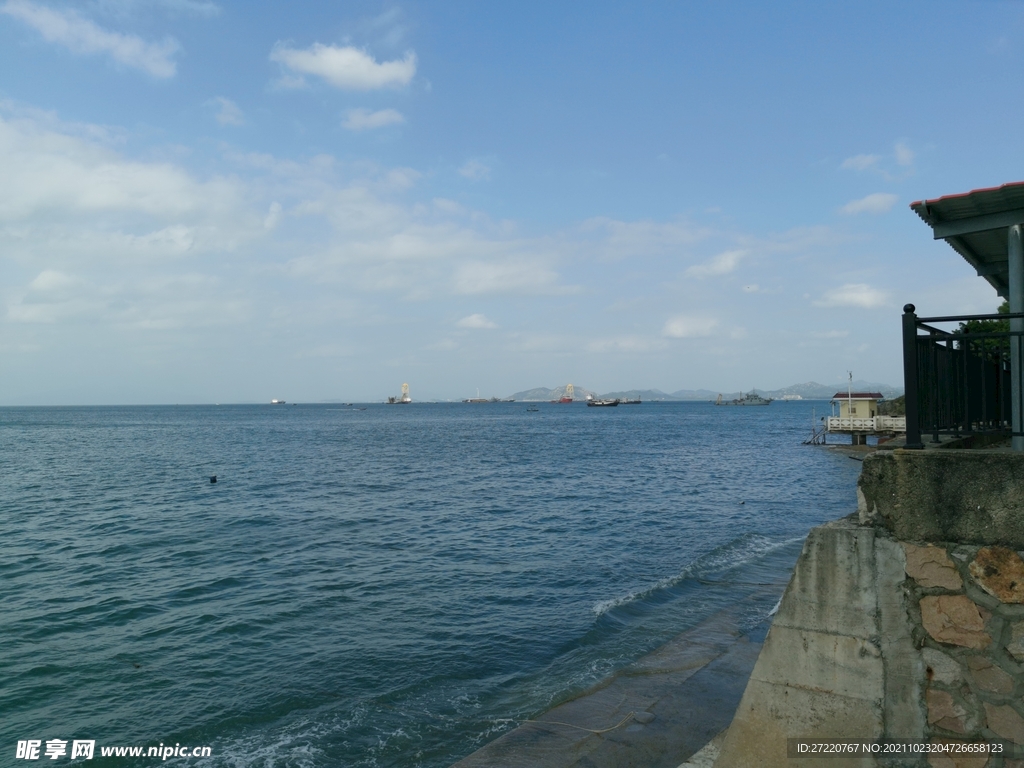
{"left": 451, "top": 599, "right": 775, "bottom": 768}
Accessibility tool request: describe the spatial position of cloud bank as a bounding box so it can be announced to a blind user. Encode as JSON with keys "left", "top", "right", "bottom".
{"left": 1, "top": 0, "right": 180, "bottom": 77}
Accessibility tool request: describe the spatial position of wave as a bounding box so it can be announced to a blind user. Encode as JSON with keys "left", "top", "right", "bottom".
{"left": 591, "top": 533, "right": 804, "bottom": 615}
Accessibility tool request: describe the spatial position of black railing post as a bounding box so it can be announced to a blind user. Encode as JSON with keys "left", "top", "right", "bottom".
{"left": 902, "top": 304, "right": 924, "bottom": 448}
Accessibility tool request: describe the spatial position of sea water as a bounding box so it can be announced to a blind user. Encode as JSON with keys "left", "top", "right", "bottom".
{"left": 1, "top": 402, "right": 861, "bottom": 767}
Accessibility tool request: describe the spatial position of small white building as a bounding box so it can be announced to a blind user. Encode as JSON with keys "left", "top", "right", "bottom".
{"left": 833, "top": 391, "right": 883, "bottom": 420}
{"left": 826, "top": 392, "right": 906, "bottom": 445}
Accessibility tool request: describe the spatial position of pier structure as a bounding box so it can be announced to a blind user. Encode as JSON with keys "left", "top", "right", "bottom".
{"left": 825, "top": 390, "right": 906, "bottom": 445}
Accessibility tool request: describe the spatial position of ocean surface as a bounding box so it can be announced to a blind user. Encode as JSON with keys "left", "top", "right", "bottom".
{"left": 2, "top": 401, "right": 861, "bottom": 767}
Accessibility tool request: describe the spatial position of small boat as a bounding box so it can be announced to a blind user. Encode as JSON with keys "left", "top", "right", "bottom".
{"left": 271, "top": 399, "right": 286, "bottom": 405}
{"left": 526, "top": 406, "right": 539, "bottom": 412}
{"left": 586, "top": 398, "right": 620, "bottom": 407}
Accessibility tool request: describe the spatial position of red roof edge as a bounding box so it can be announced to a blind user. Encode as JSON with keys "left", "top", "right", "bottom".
{"left": 911, "top": 180, "right": 1024, "bottom": 208}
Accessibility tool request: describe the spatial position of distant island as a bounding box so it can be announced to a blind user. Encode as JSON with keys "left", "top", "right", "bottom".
{"left": 506, "top": 380, "right": 903, "bottom": 402}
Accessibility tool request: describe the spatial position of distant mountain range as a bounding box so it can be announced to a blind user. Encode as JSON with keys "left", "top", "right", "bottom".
{"left": 508, "top": 380, "right": 903, "bottom": 402}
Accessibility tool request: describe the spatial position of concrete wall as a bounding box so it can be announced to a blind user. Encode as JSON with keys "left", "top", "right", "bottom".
{"left": 858, "top": 451, "right": 1024, "bottom": 548}
{"left": 714, "top": 517, "right": 924, "bottom": 768}
{"left": 716, "top": 450, "right": 1024, "bottom": 768}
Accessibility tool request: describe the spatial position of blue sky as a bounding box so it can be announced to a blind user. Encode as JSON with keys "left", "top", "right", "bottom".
{"left": 1, "top": 1, "right": 1021, "bottom": 404}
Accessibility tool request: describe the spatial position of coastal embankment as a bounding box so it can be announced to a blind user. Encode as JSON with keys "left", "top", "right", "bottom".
{"left": 716, "top": 449, "right": 1024, "bottom": 766}
{"left": 457, "top": 448, "right": 1024, "bottom": 767}
{"left": 452, "top": 596, "right": 775, "bottom": 768}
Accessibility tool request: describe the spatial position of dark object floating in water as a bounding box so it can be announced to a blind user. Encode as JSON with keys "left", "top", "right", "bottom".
{"left": 210, "top": 476, "right": 217, "bottom": 483}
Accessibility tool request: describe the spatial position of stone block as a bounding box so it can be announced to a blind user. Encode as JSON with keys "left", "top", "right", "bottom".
{"left": 922, "top": 648, "right": 964, "bottom": 685}
{"left": 904, "top": 543, "right": 964, "bottom": 590}
{"left": 983, "top": 702, "right": 1024, "bottom": 744}
{"left": 926, "top": 742, "right": 992, "bottom": 768}
{"left": 926, "top": 688, "right": 969, "bottom": 734}
{"left": 1008, "top": 621, "right": 1024, "bottom": 662}
{"left": 858, "top": 451, "right": 1024, "bottom": 548}
{"left": 920, "top": 595, "right": 993, "bottom": 649}
{"left": 969, "top": 547, "right": 1024, "bottom": 604}
{"left": 965, "top": 656, "right": 1015, "bottom": 695}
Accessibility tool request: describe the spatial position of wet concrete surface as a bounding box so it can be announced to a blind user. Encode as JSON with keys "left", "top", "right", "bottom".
{"left": 451, "top": 596, "right": 776, "bottom": 768}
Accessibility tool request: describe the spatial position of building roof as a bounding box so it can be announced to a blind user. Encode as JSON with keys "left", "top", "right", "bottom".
{"left": 831, "top": 392, "right": 884, "bottom": 400}
{"left": 909, "top": 181, "right": 1024, "bottom": 300}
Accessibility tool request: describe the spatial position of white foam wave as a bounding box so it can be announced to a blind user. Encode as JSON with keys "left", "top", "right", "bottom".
{"left": 592, "top": 534, "right": 804, "bottom": 616}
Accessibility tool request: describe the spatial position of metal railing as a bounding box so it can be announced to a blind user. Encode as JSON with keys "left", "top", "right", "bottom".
{"left": 902, "top": 303, "right": 1021, "bottom": 448}
{"left": 826, "top": 415, "right": 907, "bottom": 432}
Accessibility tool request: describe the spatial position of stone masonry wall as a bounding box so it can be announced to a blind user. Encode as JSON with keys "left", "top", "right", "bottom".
{"left": 903, "top": 542, "right": 1024, "bottom": 767}
{"left": 714, "top": 516, "right": 1024, "bottom": 768}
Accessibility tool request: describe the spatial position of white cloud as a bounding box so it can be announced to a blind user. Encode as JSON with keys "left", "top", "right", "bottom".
{"left": 813, "top": 283, "right": 890, "bottom": 309}
{"left": 456, "top": 313, "right": 496, "bottom": 329}
{"left": 9, "top": 271, "right": 248, "bottom": 328}
{"left": 1, "top": 0, "right": 179, "bottom": 77}
{"left": 453, "top": 260, "right": 569, "bottom": 295}
{"left": 894, "top": 141, "right": 914, "bottom": 167}
{"left": 662, "top": 315, "right": 718, "bottom": 338}
{"left": 210, "top": 97, "right": 243, "bottom": 126}
{"left": 810, "top": 330, "right": 849, "bottom": 339}
{"left": 263, "top": 202, "right": 282, "bottom": 230}
{"left": 579, "top": 216, "right": 710, "bottom": 261}
{"left": 155, "top": 0, "right": 220, "bottom": 15}
{"left": 686, "top": 249, "right": 746, "bottom": 277}
{"left": 0, "top": 113, "right": 242, "bottom": 220}
{"left": 840, "top": 154, "right": 880, "bottom": 172}
{"left": 269, "top": 43, "right": 416, "bottom": 90}
{"left": 432, "top": 198, "right": 466, "bottom": 216}
{"left": 458, "top": 159, "right": 491, "bottom": 180}
{"left": 840, "top": 192, "right": 899, "bottom": 215}
{"left": 343, "top": 107, "right": 405, "bottom": 131}
{"left": 840, "top": 143, "right": 914, "bottom": 179}
{"left": 99, "top": 0, "right": 222, "bottom": 16}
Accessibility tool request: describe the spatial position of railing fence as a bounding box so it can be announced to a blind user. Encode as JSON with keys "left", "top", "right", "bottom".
{"left": 902, "top": 304, "right": 1021, "bottom": 448}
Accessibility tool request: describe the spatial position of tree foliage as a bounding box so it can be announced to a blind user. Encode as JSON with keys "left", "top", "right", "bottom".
{"left": 957, "top": 300, "right": 1009, "bottom": 357}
